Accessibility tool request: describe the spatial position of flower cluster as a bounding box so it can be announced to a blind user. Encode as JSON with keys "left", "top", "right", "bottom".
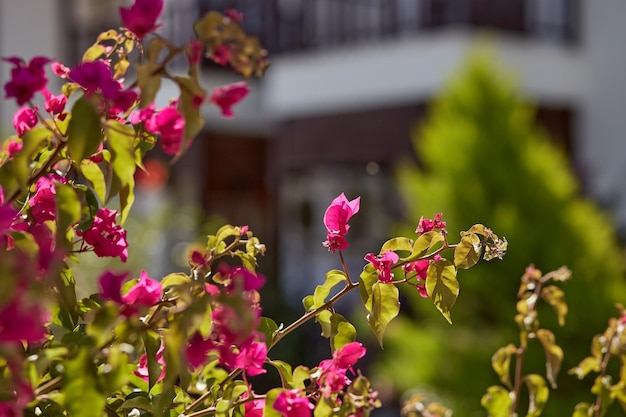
{"left": 322, "top": 193, "right": 360, "bottom": 253}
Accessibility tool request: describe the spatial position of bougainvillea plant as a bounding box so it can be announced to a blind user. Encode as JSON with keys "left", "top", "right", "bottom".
{"left": 0, "top": 1, "right": 507, "bottom": 417}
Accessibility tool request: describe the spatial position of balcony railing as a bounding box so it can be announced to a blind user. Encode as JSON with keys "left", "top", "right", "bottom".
{"left": 160, "top": 0, "right": 579, "bottom": 55}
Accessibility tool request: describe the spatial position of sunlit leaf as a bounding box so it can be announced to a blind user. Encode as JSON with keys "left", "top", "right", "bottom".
{"left": 409, "top": 231, "right": 444, "bottom": 260}
{"left": 359, "top": 264, "right": 379, "bottom": 312}
{"left": 491, "top": 344, "right": 517, "bottom": 389}
{"left": 480, "top": 385, "right": 513, "bottom": 417}
{"left": 536, "top": 329, "right": 564, "bottom": 388}
{"left": 82, "top": 44, "right": 106, "bottom": 62}
{"left": 330, "top": 313, "right": 356, "bottom": 351}
{"left": 106, "top": 121, "right": 136, "bottom": 223}
{"left": 142, "top": 330, "right": 162, "bottom": 391}
{"left": 380, "top": 237, "right": 413, "bottom": 255}
{"left": 263, "top": 388, "right": 284, "bottom": 417}
{"left": 572, "top": 402, "right": 593, "bottom": 417}
{"left": 313, "top": 270, "right": 346, "bottom": 308}
{"left": 55, "top": 183, "right": 81, "bottom": 248}
{"left": 268, "top": 360, "right": 293, "bottom": 388}
{"left": 540, "top": 285, "right": 568, "bottom": 326}
{"left": 368, "top": 282, "right": 400, "bottom": 348}
{"left": 67, "top": 98, "right": 102, "bottom": 163}
{"left": 174, "top": 75, "right": 205, "bottom": 155}
{"left": 137, "top": 62, "right": 162, "bottom": 108}
{"left": 568, "top": 356, "right": 601, "bottom": 380}
{"left": 523, "top": 374, "right": 549, "bottom": 417}
{"left": 454, "top": 233, "right": 482, "bottom": 269}
{"left": 258, "top": 317, "right": 279, "bottom": 347}
{"left": 425, "top": 258, "right": 459, "bottom": 324}
{"left": 63, "top": 347, "right": 105, "bottom": 417}
{"left": 80, "top": 159, "right": 106, "bottom": 203}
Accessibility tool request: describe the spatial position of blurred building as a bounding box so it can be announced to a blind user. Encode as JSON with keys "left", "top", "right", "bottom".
{"left": 1, "top": 0, "right": 626, "bottom": 298}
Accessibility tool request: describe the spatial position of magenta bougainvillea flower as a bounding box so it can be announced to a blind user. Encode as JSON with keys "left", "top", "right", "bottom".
{"left": 243, "top": 394, "right": 265, "bottom": 417}
{"left": 5, "top": 139, "right": 23, "bottom": 159}
{"left": 12, "top": 106, "right": 38, "bottom": 137}
{"left": 79, "top": 208, "right": 128, "bottom": 262}
{"left": 234, "top": 339, "right": 267, "bottom": 376}
{"left": 364, "top": 250, "right": 399, "bottom": 283}
{"left": 225, "top": 8, "right": 244, "bottom": 22}
{"left": 3, "top": 56, "right": 50, "bottom": 105}
{"left": 316, "top": 341, "right": 366, "bottom": 396}
{"left": 209, "top": 82, "right": 249, "bottom": 118}
{"left": 69, "top": 61, "right": 138, "bottom": 113}
{"left": 322, "top": 193, "right": 360, "bottom": 253}
{"left": 273, "top": 389, "right": 314, "bottom": 417}
{"left": 211, "top": 45, "right": 231, "bottom": 66}
{"left": 120, "top": 0, "right": 164, "bottom": 40}
{"left": 42, "top": 90, "right": 67, "bottom": 119}
{"left": 122, "top": 270, "right": 162, "bottom": 306}
{"left": 135, "top": 344, "right": 166, "bottom": 382}
{"left": 98, "top": 269, "right": 162, "bottom": 309}
{"left": 416, "top": 212, "right": 446, "bottom": 235}
{"left": 29, "top": 174, "right": 66, "bottom": 223}
{"left": 133, "top": 103, "right": 186, "bottom": 155}
{"left": 187, "top": 39, "right": 203, "bottom": 65}
{"left": 403, "top": 259, "right": 430, "bottom": 298}
{"left": 0, "top": 297, "right": 49, "bottom": 344}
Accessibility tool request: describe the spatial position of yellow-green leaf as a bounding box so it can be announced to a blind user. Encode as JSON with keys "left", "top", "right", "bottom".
{"left": 524, "top": 374, "right": 549, "bottom": 417}
{"left": 568, "top": 356, "right": 601, "bottom": 380}
{"left": 80, "top": 159, "right": 106, "bottom": 203}
{"left": 63, "top": 347, "right": 106, "bottom": 417}
{"left": 491, "top": 344, "right": 517, "bottom": 389}
{"left": 454, "top": 233, "right": 482, "bottom": 269}
{"left": 426, "top": 258, "right": 459, "bottom": 324}
{"left": 540, "top": 285, "right": 568, "bottom": 326}
{"left": 380, "top": 237, "right": 413, "bottom": 255}
{"left": 330, "top": 313, "right": 356, "bottom": 351}
{"left": 67, "top": 98, "right": 102, "bottom": 163}
{"left": 410, "top": 231, "right": 444, "bottom": 260}
{"left": 536, "top": 329, "right": 564, "bottom": 389}
{"left": 368, "top": 282, "right": 400, "bottom": 348}
{"left": 481, "top": 385, "right": 513, "bottom": 417}
{"left": 137, "top": 62, "right": 162, "bottom": 108}
{"left": 313, "top": 270, "right": 346, "bottom": 308}
{"left": 82, "top": 44, "right": 106, "bottom": 62}
{"left": 55, "top": 183, "right": 81, "bottom": 249}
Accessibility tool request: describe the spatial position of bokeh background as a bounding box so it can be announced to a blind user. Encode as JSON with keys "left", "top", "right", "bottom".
{"left": 2, "top": 1, "right": 626, "bottom": 416}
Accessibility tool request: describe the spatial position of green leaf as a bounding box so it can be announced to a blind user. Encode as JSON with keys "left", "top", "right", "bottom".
{"left": 55, "top": 183, "right": 81, "bottom": 248}
{"left": 536, "top": 329, "right": 563, "bottom": 389}
{"left": 540, "top": 285, "right": 568, "bottom": 326}
{"left": 410, "top": 231, "right": 444, "bottom": 260}
{"left": 121, "top": 394, "right": 154, "bottom": 412}
{"left": 568, "top": 356, "right": 601, "bottom": 380}
{"left": 359, "top": 264, "right": 379, "bottom": 311}
{"left": 425, "top": 258, "right": 459, "bottom": 324}
{"left": 314, "top": 397, "right": 334, "bottom": 417}
{"left": 572, "top": 402, "right": 593, "bottom": 417}
{"left": 292, "top": 366, "right": 311, "bottom": 390}
{"left": 174, "top": 75, "right": 205, "bottom": 154}
{"left": 258, "top": 317, "right": 279, "bottom": 347}
{"left": 106, "top": 121, "right": 136, "bottom": 223}
{"left": 380, "top": 237, "right": 413, "bottom": 255}
{"left": 367, "top": 282, "right": 400, "bottom": 348}
{"left": 330, "top": 313, "right": 357, "bottom": 351}
{"left": 523, "top": 374, "right": 549, "bottom": 417}
{"left": 82, "top": 44, "right": 106, "bottom": 62}
{"left": 263, "top": 388, "right": 285, "bottom": 417}
{"left": 591, "top": 374, "right": 613, "bottom": 416}
{"left": 268, "top": 360, "right": 294, "bottom": 388}
{"left": 137, "top": 63, "right": 162, "bottom": 108}
{"left": 142, "top": 330, "right": 163, "bottom": 391}
{"left": 454, "top": 233, "right": 482, "bottom": 269}
{"left": 0, "top": 127, "right": 51, "bottom": 197}
{"left": 63, "top": 347, "right": 106, "bottom": 417}
{"left": 161, "top": 273, "right": 192, "bottom": 289}
{"left": 52, "top": 267, "right": 79, "bottom": 330}
{"left": 316, "top": 309, "right": 332, "bottom": 338}
{"left": 80, "top": 160, "right": 106, "bottom": 203}
{"left": 491, "top": 344, "right": 517, "bottom": 389}
{"left": 480, "top": 385, "right": 513, "bottom": 417}
{"left": 67, "top": 98, "right": 102, "bottom": 163}
{"left": 313, "top": 270, "right": 347, "bottom": 308}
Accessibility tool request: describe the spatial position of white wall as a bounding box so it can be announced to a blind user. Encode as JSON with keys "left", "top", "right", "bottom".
{"left": 0, "top": 0, "right": 63, "bottom": 133}
{"left": 580, "top": 0, "right": 626, "bottom": 231}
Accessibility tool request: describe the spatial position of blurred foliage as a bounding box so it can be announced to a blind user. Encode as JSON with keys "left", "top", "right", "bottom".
{"left": 375, "top": 52, "right": 626, "bottom": 416}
